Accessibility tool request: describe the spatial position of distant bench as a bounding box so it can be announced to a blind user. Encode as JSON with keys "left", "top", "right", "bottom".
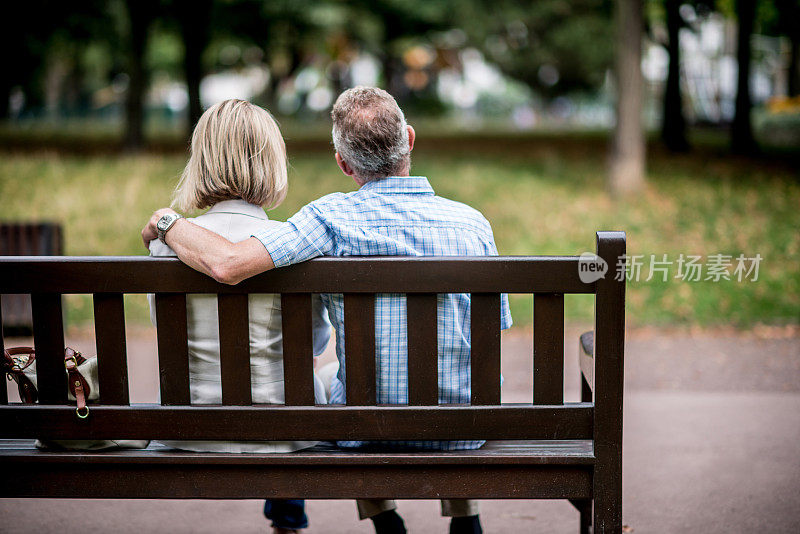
{"left": 0, "top": 222, "right": 63, "bottom": 335}
{"left": 0, "top": 231, "right": 625, "bottom": 534}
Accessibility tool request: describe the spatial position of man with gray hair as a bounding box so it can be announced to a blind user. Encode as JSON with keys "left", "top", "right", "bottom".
{"left": 142, "top": 86, "right": 512, "bottom": 534}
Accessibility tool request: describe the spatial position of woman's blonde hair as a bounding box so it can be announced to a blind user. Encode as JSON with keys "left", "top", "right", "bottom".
{"left": 172, "top": 99, "right": 288, "bottom": 211}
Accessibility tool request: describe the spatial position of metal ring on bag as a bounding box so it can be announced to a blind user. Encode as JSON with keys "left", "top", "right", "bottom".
{"left": 76, "top": 406, "right": 90, "bottom": 419}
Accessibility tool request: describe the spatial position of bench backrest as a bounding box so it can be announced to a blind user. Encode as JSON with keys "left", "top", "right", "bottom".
{"left": 0, "top": 232, "right": 624, "bottom": 448}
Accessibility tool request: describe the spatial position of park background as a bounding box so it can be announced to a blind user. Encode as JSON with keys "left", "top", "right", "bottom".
{"left": 1, "top": 0, "right": 799, "bottom": 533}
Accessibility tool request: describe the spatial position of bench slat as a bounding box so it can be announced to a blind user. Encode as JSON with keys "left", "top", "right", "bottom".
{"left": 0, "top": 459, "right": 592, "bottom": 500}
{"left": 155, "top": 293, "right": 190, "bottom": 405}
{"left": 0, "top": 257, "right": 594, "bottom": 294}
{"left": 344, "top": 293, "right": 376, "bottom": 405}
{"left": 0, "top": 404, "right": 593, "bottom": 441}
{"left": 281, "top": 293, "right": 315, "bottom": 406}
{"left": 218, "top": 294, "right": 252, "bottom": 405}
{"left": 534, "top": 293, "right": 564, "bottom": 405}
{"left": 31, "top": 293, "right": 66, "bottom": 404}
{"left": 93, "top": 293, "right": 130, "bottom": 405}
{"left": 407, "top": 293, "right": 439, "bottom": 405}
{"left": 0, "top": 296, "right": 6, "bottom": 404}
{"left": 0, "top": 439, "right": 594, "bottom": 464}
{"left": 470, "top": 293, "right": 501, "bottom": 405}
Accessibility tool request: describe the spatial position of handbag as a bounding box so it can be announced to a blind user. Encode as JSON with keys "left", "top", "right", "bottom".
{"left": 3, "top": 346, "right": 149, "bottom": 451}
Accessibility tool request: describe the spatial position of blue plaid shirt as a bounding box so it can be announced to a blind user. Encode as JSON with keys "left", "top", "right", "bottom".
{"left": 254, "top": 176, "right": 512, "bottom": 450}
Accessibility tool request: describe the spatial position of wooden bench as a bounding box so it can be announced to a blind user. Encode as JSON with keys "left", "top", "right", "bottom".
{"left": 0, "top": 231, "right": 625, "bottom": 533}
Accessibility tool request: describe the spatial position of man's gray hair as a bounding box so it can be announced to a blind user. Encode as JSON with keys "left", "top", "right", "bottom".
{"left": 331, "top": 86, "right": 410, "bottom": 182}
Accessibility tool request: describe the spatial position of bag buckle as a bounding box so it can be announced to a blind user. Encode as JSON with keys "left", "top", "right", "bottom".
{"left": 10, "top": 354, "right": 33, "bottom": 372}
{"left": 64, "top": 351, "right": 81, "bottom": 370}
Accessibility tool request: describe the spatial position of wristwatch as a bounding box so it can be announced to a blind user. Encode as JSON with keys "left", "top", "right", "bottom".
{"left": 156, "top": 213, "right": 183, "bottom": 243}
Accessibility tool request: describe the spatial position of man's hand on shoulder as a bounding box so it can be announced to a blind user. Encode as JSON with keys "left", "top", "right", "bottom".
{"left": 141, "top": 206, "right": 275, "bottom": 284}
{"left": 142, "top": 208, "right": 179, "bottom": 249}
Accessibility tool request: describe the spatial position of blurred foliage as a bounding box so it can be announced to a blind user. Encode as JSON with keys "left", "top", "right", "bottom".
{"left": 3, "top": 0, "right": 621, "bottom": 118}
{"left": 455, "top": 0, "right": 615, "bottom": 98}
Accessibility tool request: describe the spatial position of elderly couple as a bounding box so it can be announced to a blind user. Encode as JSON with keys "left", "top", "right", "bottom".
{"left": 141, "top": 87, "right": 512, "bottom": 534}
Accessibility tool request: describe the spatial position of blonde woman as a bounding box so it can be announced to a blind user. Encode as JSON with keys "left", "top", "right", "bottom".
{"left": 147, "top": 99, "right": 329, "bottom": 533}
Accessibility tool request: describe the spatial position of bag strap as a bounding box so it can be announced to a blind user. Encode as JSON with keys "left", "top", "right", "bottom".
{"left": 2, "top": 347, "right": 89, "bottom": 412}
{"left": 2, "top": 347, "right": 38, "bottom": 403}
{"left": 64, "top": 348, "right": 91, "bottom": 418}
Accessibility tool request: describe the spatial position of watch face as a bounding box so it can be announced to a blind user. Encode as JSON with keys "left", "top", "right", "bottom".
{"left": 157, "top": 215, "right": 172, "bottom": 231}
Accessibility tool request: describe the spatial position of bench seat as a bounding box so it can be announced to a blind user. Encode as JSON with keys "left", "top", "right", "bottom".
{"left": 0, "top": 439, "right": 594, "bottom": 500}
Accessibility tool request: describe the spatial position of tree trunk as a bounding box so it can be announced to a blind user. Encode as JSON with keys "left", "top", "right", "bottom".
{"left": 661, "top": 0, "right": 689, "bottom": 152}
{"left": 731, "top": 0, "right": 757, "bottom": 154}
{"left": 789, "top": 33, "right": 799, "bottom": 97}
{"left": 609, "top": 0, "right": 646, "bottom": 195}
{"left": 264, "top": 46, "right": 303, "bottom": 109}
{"left": 178, "top": 0, "right": 212, "bottom": 140}
{"left": 123, "top": 0, "right": 152, "bottom": 151}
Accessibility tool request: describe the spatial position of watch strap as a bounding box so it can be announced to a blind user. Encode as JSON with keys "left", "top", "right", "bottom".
{"left": 158, "top": 213, "right": 183, "bottom": 243}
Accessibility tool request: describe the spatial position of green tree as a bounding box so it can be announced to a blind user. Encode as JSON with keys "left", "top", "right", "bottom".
{"left": 123, "top": 0, "right": 159, "bottom": 150}
{"left": 0, "top": 0, "right": 117, "bottom": 119}
{"left": 769, "top": 0, "right": 800, "bottom": 96}
{"left": 457, "top": 0, "right": 615, "bottom": 99}
{"left": 660, "top": 0, "right": 690, "bottom": 151}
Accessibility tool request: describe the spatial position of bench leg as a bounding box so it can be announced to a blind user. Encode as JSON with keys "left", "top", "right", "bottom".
{"left": 569, "top": 499, "right": 592, "bottom": 534}
{"left": 592, "top": 469, "right": 622, "bottom": 533}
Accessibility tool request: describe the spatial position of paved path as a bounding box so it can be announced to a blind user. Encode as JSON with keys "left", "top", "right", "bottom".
{"left": 1, "top": 326, "right": 798, "bottom": 533}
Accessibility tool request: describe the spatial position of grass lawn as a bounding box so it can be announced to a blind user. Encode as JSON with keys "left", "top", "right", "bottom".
{"left": 1, "top": 138, "right": 798, "bottom": 328}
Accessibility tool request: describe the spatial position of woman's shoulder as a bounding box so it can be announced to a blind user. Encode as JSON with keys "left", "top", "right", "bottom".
{"left": 194, "top": 208, "right": 283, "bottom": 242}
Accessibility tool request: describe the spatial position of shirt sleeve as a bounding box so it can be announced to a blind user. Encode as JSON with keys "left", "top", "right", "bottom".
{"left": 252, "top": 203, "right": 336, "bottom": 267}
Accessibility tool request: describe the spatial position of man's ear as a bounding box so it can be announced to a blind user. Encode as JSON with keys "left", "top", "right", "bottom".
{"left": 335, "top": 152, "right": 355, "bottom": 176}
{"left": 407, "top": 125, "right": 415, "bottom": 152}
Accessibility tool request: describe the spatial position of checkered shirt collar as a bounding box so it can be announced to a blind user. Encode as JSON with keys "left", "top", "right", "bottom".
{"left": 358, "top": 176, "right": 434, "bottom": 195}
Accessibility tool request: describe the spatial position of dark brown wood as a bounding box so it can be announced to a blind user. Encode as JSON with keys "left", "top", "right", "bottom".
{"left": 344, "top": 293, "right": 376, "bottom": 405}
{"left": 0, "top": 459, "right": 592, "bottom": 500}
{"left": 154, "top": 294, "right": 190, "bottom": 405}
{"left": 0, "top": 404, "right": 594, "bottom": 441}
{"left": 31, "top": 293, "right": 66, "bottom": 404}
{"left": 0, "top": 256, "right": 594, "bottom": 294}
{"left": 0, "top": 246, "right": 624, "bottom": 529}
{"left": 0, "top": 296, "right": 6, "bottom": 404}
{"left": 593, "top": 231, "right": 626, "bottom": 533}
{"left": 217, "top": 294, "right": 252, "bottom": 405}
{"left": 92, "top": 293, "right": 130, "bottom": 405}
{"left": 534, "top": 294, "right": 565, "bottom": 405}
{"left": 470, "top": 293, "right": 501, "bottom": 405}
{"left": 407, "top": 294, "right": 439, "bottom": 405}
{"left": 281, "top": 294, "right": 315, "bottom": 406}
